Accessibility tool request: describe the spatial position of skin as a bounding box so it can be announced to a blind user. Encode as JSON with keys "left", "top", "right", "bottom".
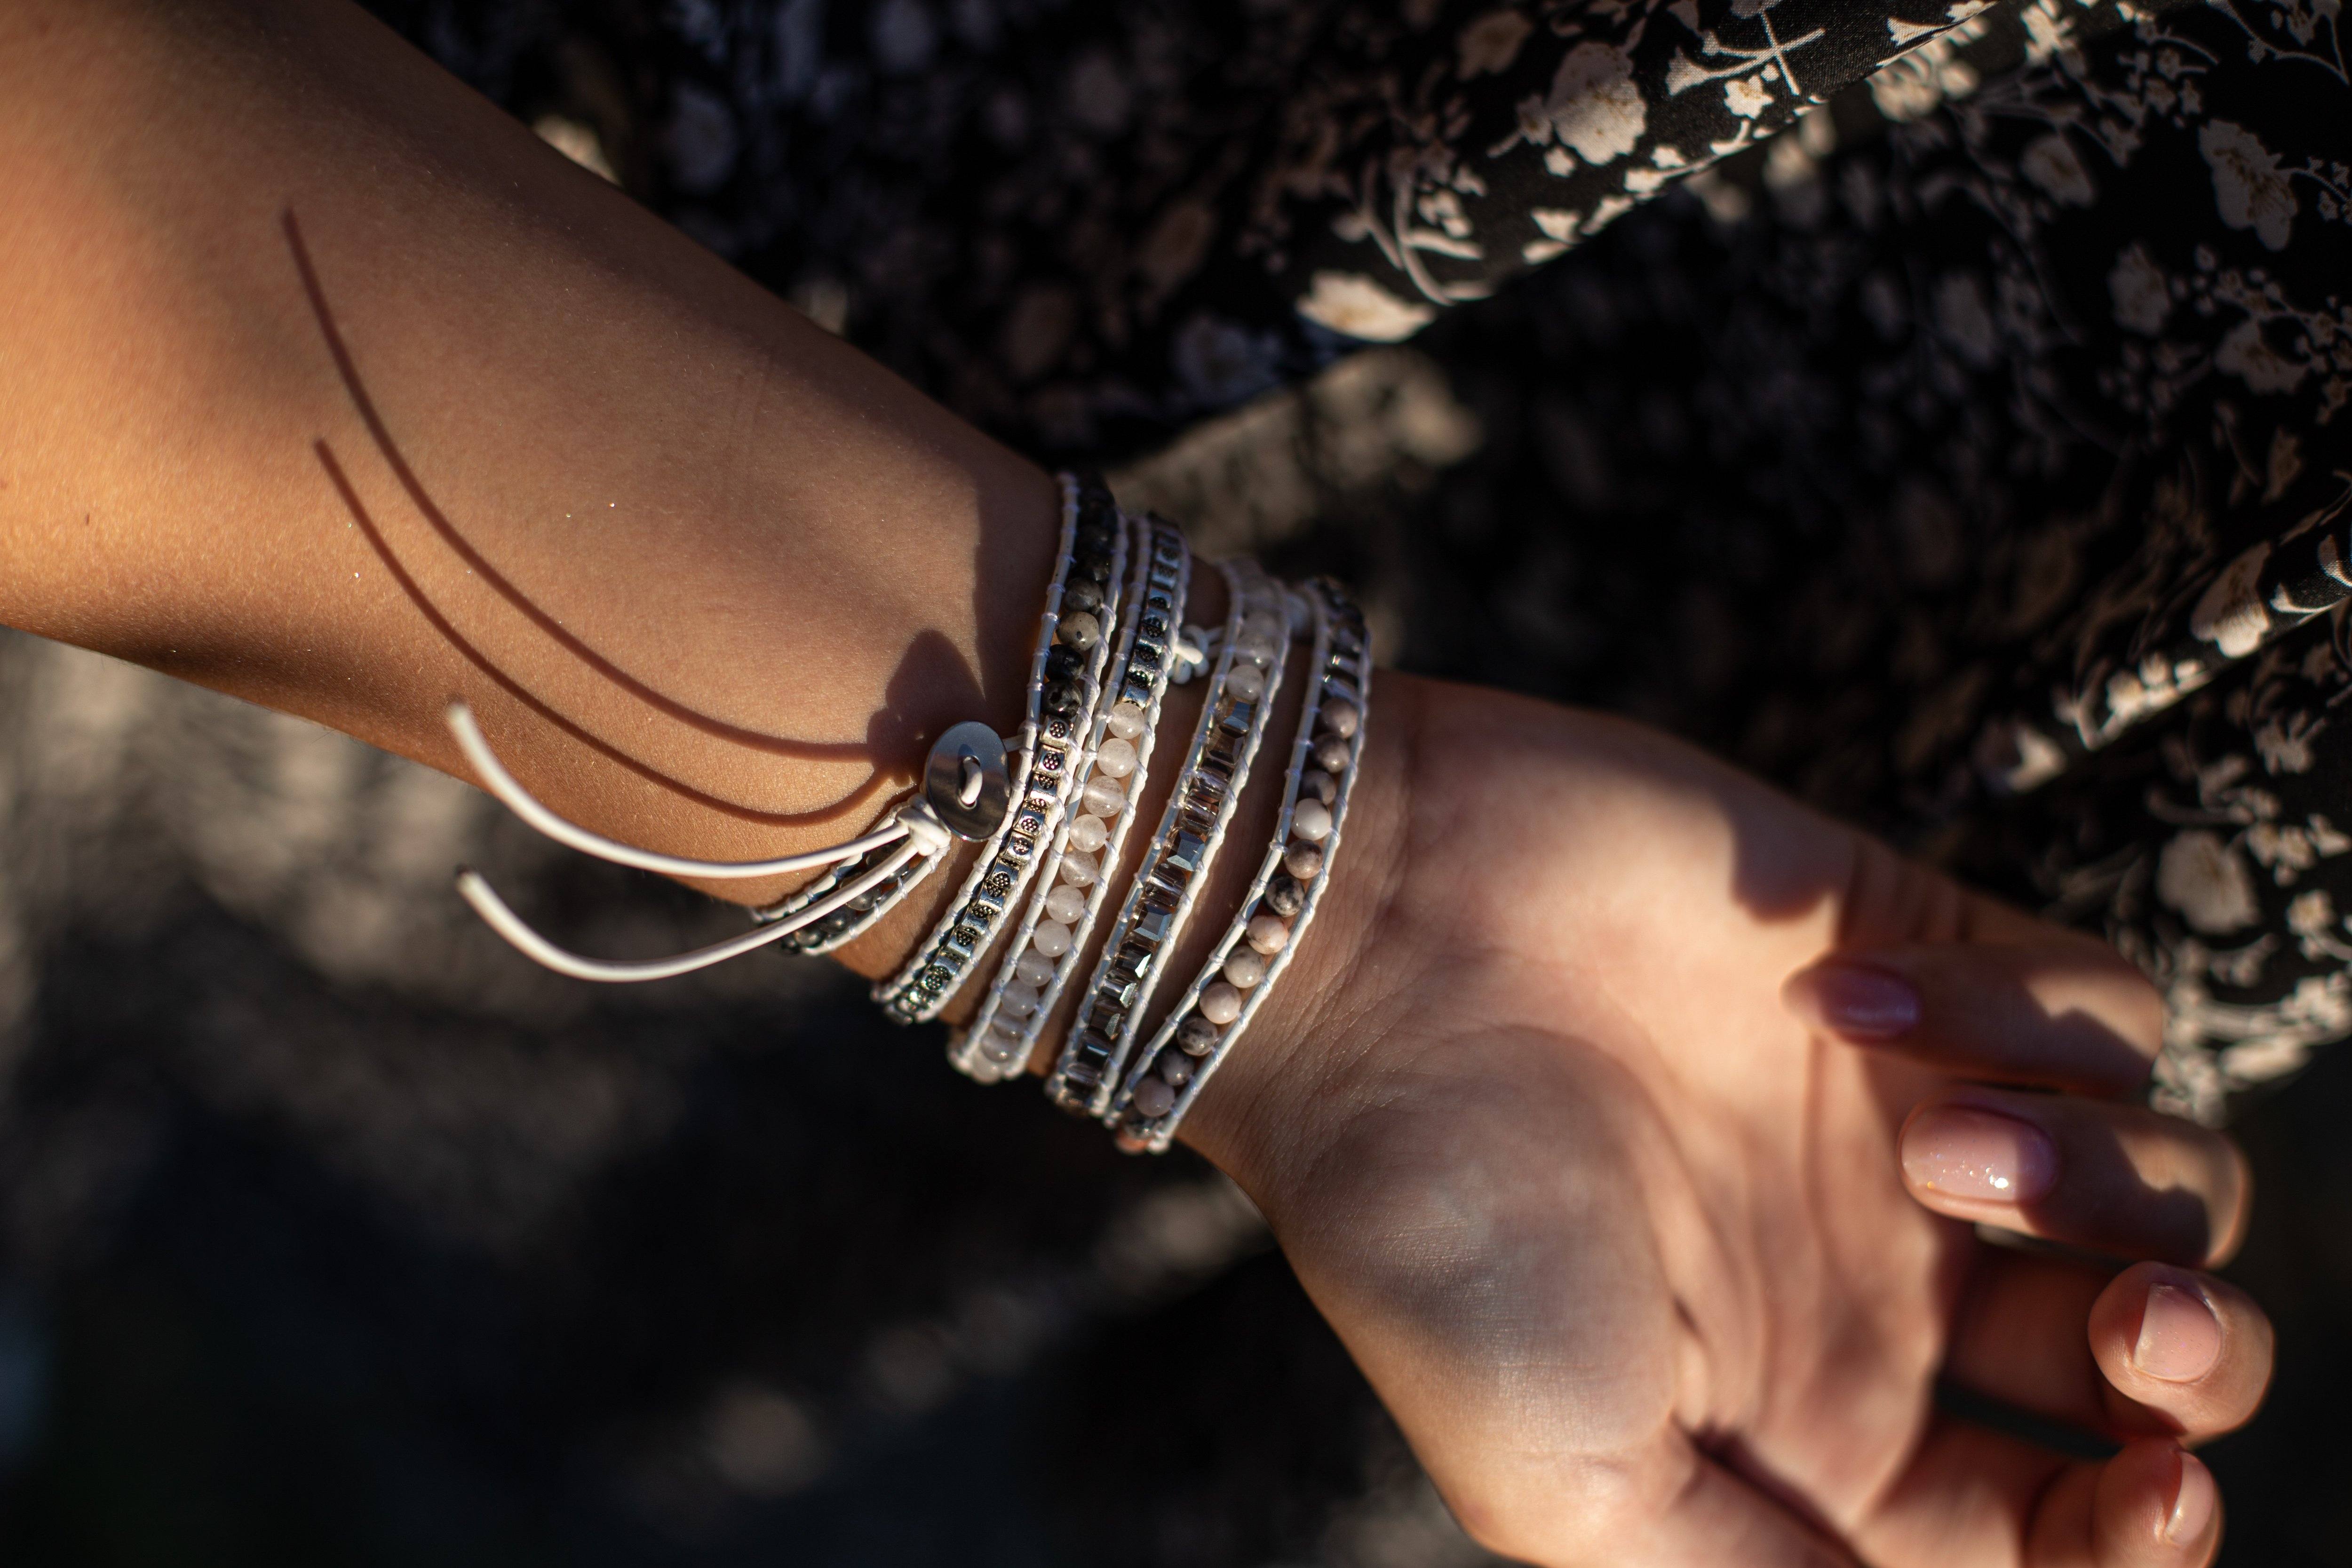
{"left": 0, "top": 1, "right": 2272, "bottom": 1562}
{"left": 1204, "top": 686, "right": 2267, "bottom": 1566}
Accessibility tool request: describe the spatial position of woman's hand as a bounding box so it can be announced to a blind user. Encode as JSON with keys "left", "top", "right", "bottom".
{"left": 1187, "top": 674, "right": 2270, "bottom": 1568}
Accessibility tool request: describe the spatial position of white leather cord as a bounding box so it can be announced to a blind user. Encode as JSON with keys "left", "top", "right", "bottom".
{"left": 449, "top": 701, "right": 913, "bottom": 878}
{"left": 445, "top": 700, "right": 954, "bottom": 983}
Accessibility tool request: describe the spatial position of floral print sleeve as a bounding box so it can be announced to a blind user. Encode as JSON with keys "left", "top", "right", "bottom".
{"left": 368, "top": 0, "right": 2161, "bottom": 454}
{"left": 1231, "top": 0, "right": 2141, "bottom": 343}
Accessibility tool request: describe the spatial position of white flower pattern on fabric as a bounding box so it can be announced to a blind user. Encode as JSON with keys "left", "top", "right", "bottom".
{"left": 1528, "top": 44, "right": 1649, "bottom": 165}
{"left": 2159, "top": 830, "right": 2263, "bottom": 934}
{"left": 2201, "top": 119, "right": 2298, "bottom": 250}
{"left": 1295, "top": 271, "right": 1438, "bottom": 342}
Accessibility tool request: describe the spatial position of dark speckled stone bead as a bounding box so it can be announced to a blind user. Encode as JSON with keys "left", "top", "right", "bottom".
{"left": 1063, "top": 578, "right": 1105, "bottom": 615}
{"left": 1042, "top": 680, "right": 1085, "bottom": 718}
{"left": 1264, "top": 873, "right": 1304, "bottom": 919}
{"left": 1044, "top": 644, "right": 1084, "bottom": 683}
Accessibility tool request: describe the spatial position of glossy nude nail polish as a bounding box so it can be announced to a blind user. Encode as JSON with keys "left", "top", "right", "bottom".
{"left": 1900, "top": 1106, "right": 2058, "bottom": 1202}
{"left": 2167, "top": 1453, "right": 2218, "bottom": 1546}
{"left": 2135, "top": 1281, "right": 2224, "bottom": 1383}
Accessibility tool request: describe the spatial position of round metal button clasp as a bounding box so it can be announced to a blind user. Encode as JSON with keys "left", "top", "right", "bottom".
{"left": 923, "top": 721, "right": 1012, "bottom": 841}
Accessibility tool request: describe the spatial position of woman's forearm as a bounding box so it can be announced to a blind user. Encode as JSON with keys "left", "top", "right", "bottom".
{"left": 0, "top": 0, "right": 1059, "bottom": 916}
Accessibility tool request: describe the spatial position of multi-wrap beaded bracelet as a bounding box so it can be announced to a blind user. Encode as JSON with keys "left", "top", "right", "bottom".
{"left": 437, "top": 471, "right": 1367, "bottom": 1157}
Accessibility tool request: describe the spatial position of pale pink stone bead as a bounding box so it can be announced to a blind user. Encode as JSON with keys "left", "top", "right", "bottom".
{"left": 1160, "top": 1052, "right": 1196, "bottom": 1087}
{"left": 1319, "top": 699, "right": 1360, "bottom": 739}
{"left": 1241, "top": 609, "right": 1285, "bottom": 646}
{"left": 1065, "top": 813, "right": 1109, "bottom": 854}
{"left": 1291, "top": 798, "right": 1334, "bottom": 843}
{"left": 980, "top": 1027, "right": 1025, "bottom": 1064}
{"left": 1031, "top": 920, "right": 1073, "bottom": 959}
{"left": 1226, "top": 664, "right": 1267, "bottom": 702}
{"left": 1233, "top": 631, "right": 1280, "bottom": 667}
{"left": 1283, "top": 843, "right": 1323, "bottom": 880}
{"left": 1014, "top": 951, "right": 1056, "bottom": 988}
{"left": 1299, "top": 769, "right": 1337, "bottom": 804}
{"left": 1044, "top": 883, "right": 1088, "bottom": 924}
{"left": 1081, "top": 776, "right": 1125, "bottom": 817}
{"left": 1105, "top": 700, "right": 1147, "bottom": 741}
{"left": 997, "top": 981, "right": 1042, "bottom": 1019}
{"left": 1132, "top": 1077, "right": 1177, "bottom": 1119}
{"left": 1095, "top": 737, "right": 1138, "bottom": 778}
{"left": 1223, "top": 948, "right": 1268, "bottom": 989}
{"left": 1246, "top": 915, "right": 1290, "bottom": 955}
{"left": 1199, "top": 982, "right": 1243, "bottom": 1025}
{"left": 1060, "top": 850, "right": 1101, "bottom": 888}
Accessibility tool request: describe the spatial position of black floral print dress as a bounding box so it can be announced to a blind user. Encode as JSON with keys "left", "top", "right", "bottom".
{"left": 375, "top": 0, "right": 2352, "bottom": 1123}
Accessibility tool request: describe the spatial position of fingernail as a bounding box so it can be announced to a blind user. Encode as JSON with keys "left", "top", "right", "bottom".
{"left": 1794, "top": 962, "right": 1920, "bottom": 1038}
{"left": 1900, "top": 1106, "right": 2058, "bottom": 1202}
{"left": 2135, "top": 1281, "right": 2223, "bottom": 1383}
{"left": 2166, "top": 1451, "right": 2217, "bottom": 1545}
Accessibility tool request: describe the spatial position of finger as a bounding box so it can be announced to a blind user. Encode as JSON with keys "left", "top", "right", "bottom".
{"left": 1942, "top": 1251, "right": 2275, "bottom": 1442}
{"left": 1899, "top": 1088, "right": 2251, "bottom": 1266}
{"left": 2087, "top": 1263, "right": 2274, "bottom": 1440}
{"left": 1942, "top": 1247, "right": 2112, "bottom": 1432}
{"left": 1783, "top": 940, "right": 2161, "bottom": 1094}
{"left": 2026, "top": 1441, "right": 2222, "bottom": 1568}
{"left": 1862, "top": 1423, "right": 2219, "bottom": 1568}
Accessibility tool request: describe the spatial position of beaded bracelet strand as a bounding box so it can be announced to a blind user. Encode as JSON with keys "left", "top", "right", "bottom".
{"left": 1046, "top": 559, "right": 1293, "bottom": 1117}
{"left": 954, "top": 512, "right": 1191, "bottom": 1081}
{"left": 873, "top": 473, "right": 1129, "bottom": 1025}
{"left": 1109, "top": 577, "right": 1367, "bottom": 1153}
{"left": 747, "top": 832, "right": 927, "bottom": 956}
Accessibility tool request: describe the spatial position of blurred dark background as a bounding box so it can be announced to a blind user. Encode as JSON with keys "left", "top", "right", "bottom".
{"left": 0, "top": 1, "right": 2345, "bottom": 1563}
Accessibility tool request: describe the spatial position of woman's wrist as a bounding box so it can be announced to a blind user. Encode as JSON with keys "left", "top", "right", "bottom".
{"left": 1168, "top": 669, "right": 1415, "bottom": 1188}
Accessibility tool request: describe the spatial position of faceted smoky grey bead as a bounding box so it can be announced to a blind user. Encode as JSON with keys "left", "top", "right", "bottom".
{"left": 1264, "top": 874, "right": 1305, "bottom": 918}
